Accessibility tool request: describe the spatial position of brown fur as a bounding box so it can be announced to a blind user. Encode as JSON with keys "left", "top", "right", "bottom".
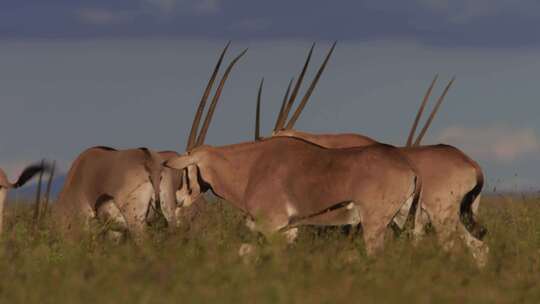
{"left": 274, "top": 130, "right": 488, "bottom": 264}
{"left": 0, "top": 163, "right": 51, "bottom": 235}
{"left": 52, "top": 147, "right": 179, "bottom": 240}
{"left": 166, "top": 137, "right": 421, "bottom": 255}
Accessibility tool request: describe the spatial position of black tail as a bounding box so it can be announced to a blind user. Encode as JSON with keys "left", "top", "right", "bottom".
{"left": 13, "top": 162, "right": 52, "bottom": 188}
{"left": 459, "top": 163, "right": 487, "bottom": 240}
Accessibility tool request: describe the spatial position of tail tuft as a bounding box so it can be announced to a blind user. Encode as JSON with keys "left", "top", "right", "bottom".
{"left": 459, "top": 161, "right": 486, "bottom": 240}
{"left": 13, "top": 162, "right": 52, "bottom": 188}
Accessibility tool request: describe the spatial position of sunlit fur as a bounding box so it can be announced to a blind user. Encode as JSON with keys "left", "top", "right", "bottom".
{"left": 53, "top": 147, "right": 180, "bottom": 241}
{"left": 166, "top": 137, "right": 421, "bottom": 256}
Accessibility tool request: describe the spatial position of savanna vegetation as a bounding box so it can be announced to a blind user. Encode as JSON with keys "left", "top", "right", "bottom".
{"left": 0, "top": 194, "right": 539, "bottom": 303}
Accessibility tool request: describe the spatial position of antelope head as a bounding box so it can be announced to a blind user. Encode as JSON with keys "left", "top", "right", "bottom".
{"left": 172, "top": 43, "right": 247, "bottom": 208}
{"left": 0, "top": 162, "right": 52, "bottom": 233}
{"left": 0, "top": 163, "right": 51, "bottom": 191}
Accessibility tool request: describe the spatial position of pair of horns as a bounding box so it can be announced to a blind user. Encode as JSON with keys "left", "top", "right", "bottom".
{"left": 406, "top": 75, "right": 455, "bottom": 147}
{"left": 267, "top": 42, "right": 336, "bottom": 133}
{"left": 186, "top": 42, "right": 247, "bottom": 151}
{"left": 255, "top": 76, "right": 294, "bottom": 140}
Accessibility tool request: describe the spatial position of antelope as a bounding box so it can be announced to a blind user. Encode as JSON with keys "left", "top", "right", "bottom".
{"left": 52, "top": 146, "right": 180, "bottom": 241}
{"left": 0, "top": 162, "right": 51, "bottom": 234}
{"left": 164, "top": 45, "right": 423, "bottom": 256}
{"left": 255, "top": 43, "right": 488, "bottom": 265}
{"left": 172, "top": 43, "right": 248, "bottom": 227}
{"left": 51, "top": 43, "right": 246, "bottom": 241}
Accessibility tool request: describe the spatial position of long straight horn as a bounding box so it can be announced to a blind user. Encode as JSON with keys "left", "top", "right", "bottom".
{"left": 195, "top": 49, "right": 248, "bottom": 147}
{"left": 413, "top": 76, "right": 455, "bottom": 147}
{"left": 186, "top": 42, "right": 231, "bottom": 151}
{"left": 274, "top": 43, "right": 315, "bottom": 131}
{"left": 406, "top": 74, "right": 439, "bottom": 147}
{"left": 285, "top": 41, "right": 337, "bottom": 129}
{"left": 255, "top": 78, "right": 264, "bottom": 140}
{"left": 273, "top": 77, "right": 294, "bottom": 132}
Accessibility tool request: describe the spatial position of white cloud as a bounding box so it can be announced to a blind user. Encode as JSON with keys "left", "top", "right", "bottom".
{"left": 142, "top": 0, "right": 178, "bottom": 15}
{"left": 192, "top": 0, "right": 220, "bottom": 14}
{"left": 79, "top": 0, "right": 221, "bottom": 25}
{"left": 228, "top": 18, "right": 271, "bottom": 33}
{"left": 416, "top": 0, "right": 540, "bottom": 24}
{"left": 78, "top": 8, "right": 137, "bottom": 25}
{"left": 437, "top": 125, "right": 540, "bottom": 162}
{"left": 141, "top": 0, "right": 220, "bottom": 16}
{"left": 416, "top": 0, "right": 450, "bottom": 12}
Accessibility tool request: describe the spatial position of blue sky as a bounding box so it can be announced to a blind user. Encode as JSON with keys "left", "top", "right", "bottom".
{"left": 1, "top": 0, "right": 539, "bottom": 192}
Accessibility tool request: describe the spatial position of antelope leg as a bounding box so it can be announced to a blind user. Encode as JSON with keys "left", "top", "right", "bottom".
{"left": 362, "top": 217, "right": 387, "bottom": 256}
{"left": 118, "top": 182, "right": 154, "bottom": 243}
{"left": 458, "top": 224, "right": 489, "bottom": 268}
{"left": 392, "top": 194, "right": 415, "bottom": 230}
{"left": 471, "top": 194, "right": 482, "bottom": 218}
{"left": 283, "top": 227, "right": 299, "bottom": 244}
{"left": 0, "top": 188, "right": 7, "bottom": 236}
{"left": 95, "top": 196, "right": 128, "bottom": 243}
{"left": 412, "top": 206, "right": 430, "bottom": 244}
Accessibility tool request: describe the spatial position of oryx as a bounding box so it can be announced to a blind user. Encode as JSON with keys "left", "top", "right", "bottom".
{"left": 0, "top": 163, "right": 51, "bottom": 234}
{"left": 52, "top": 43, "right": 246, "bottom": 241}
{"left": 171, "top": 43, "right": 248, "bottom": 227}
{"left": 164, "top": 45, "right": 422, "bottom": 256}
{"left": 52, "top": 146, "right": 179, "bottom": 241}
{"left": 255, "top": 43, "right": 488, "bottom": 265}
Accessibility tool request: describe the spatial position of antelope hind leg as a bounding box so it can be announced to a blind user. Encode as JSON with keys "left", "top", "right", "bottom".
{"left": 471, "top": 194, "right": 482, "bottom": 219}
{"left": 118, "top": 182, "right": 155, "bottom": 243}
{"left": 96, "top": 195, "right": 128, "bottom": 243}
{"left": 390, "top": 188, "right": 428, "bottom": 244}
{"left": 458, "top": 223, "right": 489, "bottom": 267}
{"left": 239, "top": 190, "right": 296, "bottom": 257}
{"left": 432, "top": 206, "right": 489, "bottom": 267}
{"left": 411, "top": 205, "right": 430, "bottom": 245}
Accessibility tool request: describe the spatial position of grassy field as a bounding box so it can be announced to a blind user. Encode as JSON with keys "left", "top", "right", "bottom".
{"left": 1, "top": 195, "right": 540, "bottom": 303}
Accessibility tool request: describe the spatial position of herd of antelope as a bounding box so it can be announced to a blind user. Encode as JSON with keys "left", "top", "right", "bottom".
{"left": 0, "top": 42, "right": 490, "bottom": 266}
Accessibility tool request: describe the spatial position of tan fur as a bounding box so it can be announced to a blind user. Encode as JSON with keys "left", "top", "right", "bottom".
{"left": 166, "top": 43, "right": 422, "bottom": 256}
{"left": 52, "top": 147, "right": 179, "bottom": 240}
{"left": 166, "top": 137, "right": 421, "bottom": 255}
{"left": 158, "top": 152, "right": 209, "bottom": 227}
{"left": 0, "top": 187, "right": 7, "bottom": 236}
{"left": 0, "top": 169, "right": 11, "bottom": 189}
{"left": 0, "top": 165, "right": 51, "bottom": 235}
{"left": 274, "top": 130, "right": 488, "bottom": 263}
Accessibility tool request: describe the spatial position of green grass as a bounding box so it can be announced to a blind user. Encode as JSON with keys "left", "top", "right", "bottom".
{"left": 1, "top": 195, "right": 540, "bottom": 303}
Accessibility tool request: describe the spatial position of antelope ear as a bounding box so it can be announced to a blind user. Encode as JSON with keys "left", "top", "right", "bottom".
{"left": 163, "top": 156, "right": 193, "bottom": 171}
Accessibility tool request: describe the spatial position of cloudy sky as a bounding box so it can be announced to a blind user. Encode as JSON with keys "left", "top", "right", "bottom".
{"left": 1, "top": 0, "right": 539, "bottom": 192}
